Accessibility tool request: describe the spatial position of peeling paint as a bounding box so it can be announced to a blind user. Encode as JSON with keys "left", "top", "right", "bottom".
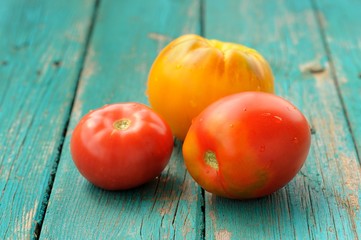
{"left": 299, "top": 56, "right": 326, "bottom": 75}
{"left": 348, "top": 194, "right": 360, "bottom": 212}
{"left": 215, "top": 229, "right": 232, "bottom": 240}
{"left": 148, "top": 32, "right": 171, "bottom": 52}
{"left": 339, "top": 154, "right": 360, "bottom": 214}
{"left": 81, "top": 47, "right": 98, "bottom": 81}
{"left": 25, "top": 201, "right": 38, "bottom": 231}
{"left": 148, "top": 32, "right": 171, "bottom": 42}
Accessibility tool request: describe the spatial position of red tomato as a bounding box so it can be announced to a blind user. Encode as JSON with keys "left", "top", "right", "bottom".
{"left": 70, "top": 103, "right": 174, "bottom": 190}
{"left": 182, "top": 92, "right": 311, "bottom": 199}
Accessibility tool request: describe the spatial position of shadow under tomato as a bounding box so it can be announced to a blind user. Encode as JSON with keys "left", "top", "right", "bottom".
{"left": 82, "top": 171, "right": 186, "bottom": 203}
{"left": 80, "top": 140, "right": 192, "bottom": 214}
{"left": 83, "top": 141, "right": 186, "bottom": 200}
{"left": 82, "top": 176, "right": 160, "bottom": 197}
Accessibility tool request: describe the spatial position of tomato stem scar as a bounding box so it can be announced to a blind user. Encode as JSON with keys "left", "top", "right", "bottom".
{"left": 113, "top": 119, "right": 131, "bottom": 130}
{"left": 204, "top": 151, "right": 219, "bottom": 169}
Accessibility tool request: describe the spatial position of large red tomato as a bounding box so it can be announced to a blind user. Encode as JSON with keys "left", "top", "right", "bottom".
{"left": 70, "top": 103, "right": 174, "bottom": 190}
{"left": 182, "top": 92, "right": 311, "bottom": 199}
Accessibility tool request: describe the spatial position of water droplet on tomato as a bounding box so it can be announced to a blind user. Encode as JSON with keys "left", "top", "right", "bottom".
{"left": 273, "top": 115, "right": 282, "bottom": 123}
{"left": 292, "top": 137, "right": 299, "bottom": 144}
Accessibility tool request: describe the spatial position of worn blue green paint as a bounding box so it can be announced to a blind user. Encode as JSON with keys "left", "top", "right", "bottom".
{"left": 1, "top": 0, "right": 360, "bottom": 239}
{"left": 39, "top": 0, "right": 203, "bottom": 239}
{"left": 313, "top": 0, "right": 361, "bottom": 158}
{"left": 205, "top": 0, "right": 361, "bottom": 239}
{"left": 0, "top": 0, "right": 96, "bottom": 239}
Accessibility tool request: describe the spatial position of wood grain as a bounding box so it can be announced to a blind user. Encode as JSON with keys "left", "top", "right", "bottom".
{"left": 0, "top": 0, "right": 95, "bottom": 239}
{"left": 313, "top": 0, "right": 361, "bottom": 158}
{"left": 204, "top": 0, "right": 361, "bottom": 239}
{"left": 40, "top": 1, "right": 203, "bottom": 239}
{"left": 2, "top": 0, "right": 360, "bottom": 239}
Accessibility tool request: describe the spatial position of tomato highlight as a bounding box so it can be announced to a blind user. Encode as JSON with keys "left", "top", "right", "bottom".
{"left": 70, "top": 103, "right": 174, "bottom": 190}
{"left": 183, "top": 92, "right": 311, "bottom": 199}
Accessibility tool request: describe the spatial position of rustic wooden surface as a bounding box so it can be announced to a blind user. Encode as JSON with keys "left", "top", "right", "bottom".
{"left": 1, "top": 0, "right": 360, "bottom": 239}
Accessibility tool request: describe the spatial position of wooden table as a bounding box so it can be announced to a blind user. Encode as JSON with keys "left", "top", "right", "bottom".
{"left": 1, "top": 0, "right": 360, "bottom": 239}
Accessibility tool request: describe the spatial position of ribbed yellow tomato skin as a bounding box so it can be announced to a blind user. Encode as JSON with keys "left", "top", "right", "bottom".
{"left": 147, "top": 34, "right": 274, "bottom": 140}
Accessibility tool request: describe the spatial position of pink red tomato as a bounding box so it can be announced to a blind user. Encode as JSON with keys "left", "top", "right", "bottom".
{"left": 183, "top": 92, "right": 311, "bottom": 199}
{"left": 70, "top": 103, "right": 174, "bottom": 190}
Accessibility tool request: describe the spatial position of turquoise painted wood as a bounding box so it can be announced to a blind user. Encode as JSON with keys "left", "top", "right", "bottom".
{"left": 1, "top": 0, "right": 360, "bottom": 239}
{"left": 39, "top": 1, "right": 203, "bottom": 239}
{"left": 204, "top": 0, "right": 361, "bottom": 239}
{"left": 0, "top": 0, "right": 96, "bottom": 239}
{"left": 314, "top": 0, "right": 361, "bottom": 158}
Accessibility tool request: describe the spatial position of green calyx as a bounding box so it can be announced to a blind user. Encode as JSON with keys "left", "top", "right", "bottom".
{"left": 113, "top": 119, "right": 131, "bottom": 130}
{"left": 204, "top": 151, "right": 219, "bottom": 169}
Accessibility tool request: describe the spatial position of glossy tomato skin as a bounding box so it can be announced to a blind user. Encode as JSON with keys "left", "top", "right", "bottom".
{"left": 147, "top": 34, "right": 274, "bottom": 140}
{"left": 70, "top": 103, "right": 173, "bottom": 190}
{"left": 183, "top": 92, "right": 311, "bottom": 199}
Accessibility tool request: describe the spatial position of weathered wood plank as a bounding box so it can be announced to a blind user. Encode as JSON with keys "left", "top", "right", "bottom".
{"left": 40, "top": 1, "right": 203, "bottom": 239}
{"left": 313, "top": 0, "right": 361, "bottom": 159}
{"left": 204, "top": 0, "right": 361, "bottom": 239}
{"left": 0, "top": 0, "right": 96, "bottom": 239}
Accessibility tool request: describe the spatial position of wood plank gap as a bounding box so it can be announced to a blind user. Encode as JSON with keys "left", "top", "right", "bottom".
{"left": 201, "top": 188, "right": 206, "bottom": 240}
{"left": 33, "top": 1, "right": 101, "bottom": 239}
{"left": 199, "top": 2, "right": 206, "bottom": 238}
{"left": 310, "top": 0, "right": 361, "bottom": 165}
{"left": 200, "top": 0, "right": 205, "bottom": 37}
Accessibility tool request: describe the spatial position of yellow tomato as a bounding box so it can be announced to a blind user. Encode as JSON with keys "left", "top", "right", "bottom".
{"left": 147, "top": 34, "right": 274, "bottom": 140}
